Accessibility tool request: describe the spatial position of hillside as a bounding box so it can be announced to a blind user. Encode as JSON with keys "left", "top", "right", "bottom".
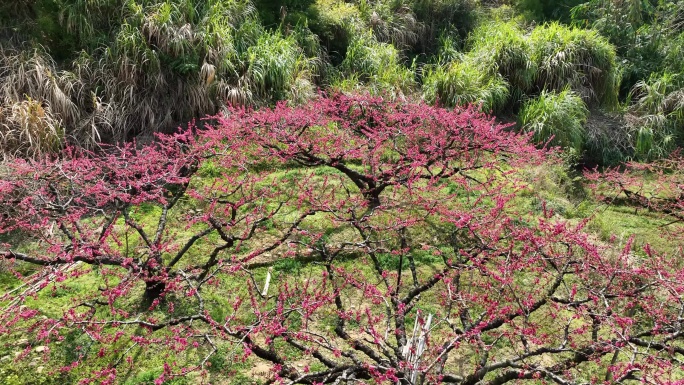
{"left": 1, "top": 1, "right": 684, "bottom": 385}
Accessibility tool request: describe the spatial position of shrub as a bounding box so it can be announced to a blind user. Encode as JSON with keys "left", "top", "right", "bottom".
{"left": 357, "top": 0, "right": 423, "bottom": 50}
{"left": 571, "top": 0, "right": 667, "bottom": 97}
{"left": 423, "top": 58, "right": 510, "bottom": 113}
{"left": 515, "top": 0, "right": 585, "bottom": 22}
{"left": 305, "top": 0, "right": 363, "bottom": 63}
{"left": 411, "top": 0, "right": 480, "bottom": 51}
{"left": 467, "top": 21, "right": 537, "bottom": 107}
{"left": 336, "top": 30, "right": 415, "bottom": 95}
{"left": 428, "top": 21, "right": 619, "bottom": 114}
{"left": 529, "top": 22, "right": 620, "bottom": 108}
{"left": 0, "top": 0, "right": 326, "bottom": 151}
{"left": 246, "top": 30, "right": 318, "bottom": 101}
{"left": 0, "top": 98, "right": 64, "bottom": 159}
{"left": 583, "top": 110, "right": 633, "bottom": 166}
{"left": 626, "top": 73, "right": 684, "bottom": 160}
{"left": 518, "top": 89, "right": 588, "bottom": 155}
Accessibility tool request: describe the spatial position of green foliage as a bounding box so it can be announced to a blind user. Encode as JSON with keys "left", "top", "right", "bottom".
{"left": 571, "top": 0, "right": 664, "bottom": 96}
{"left": 0, "top": 96, "right": 65, "bottom": 159}
{"left": 197, "top": 160, "right": 223, "bottom": 178}
{"left": 515, "top": 0, "right": 585, "bottom": 23}
{"left": 357, "top": 0, "right": 422, "bottom": 50}
{"left": 663, "top": 31, "right": 684, "bottom": 75}
{"left": 529, "top": 22, "right": 620, "bottom": 108}
{"left": 627, "top": 73, "right": 684, "bottom": 160}
{"left": 247, "top": 30, "right": 317, "bottom": 101}
{"left": 423, "top": 58, "right": 510, "bottom": 113}
{"left": 273, "top": 258, "right": 303, "bottom": 274}
{"left": 583, "top": 111, "right": 633, "bottom": 166}
{"left": 467, "top": 21, "right": 537, "bottom": 106}
{"left": 518, "top": 89, "right": 588, "bottom": 156}
{"left": 123, "top": 370, "right": 189, "bottom": 385}
{"left": 1, "top": 0, "right": 682, "bottom": 166}
{"left": 0, "top": 0, "right": 329, "bottom": 152}
{"left": 426, "top": 20, "right": 619, "bottom": 115}
{"left": 254, "top": 0, "right": 317, "bottom": 26}
{"left": 566, "top": 1, "right": 684, "bottom": 162}
{"left": 336, "top": 30, "right": 415, "bottom": 96}
{"left": 411, "top": 0, "right": 480, "bottom": 51}
{"left": 305, "top": 0, "right": 363, "bottom": 63}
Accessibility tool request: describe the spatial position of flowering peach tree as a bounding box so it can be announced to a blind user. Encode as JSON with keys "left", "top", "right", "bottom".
{"left": 1, "top": 94, "right": 683, "bottom": 384}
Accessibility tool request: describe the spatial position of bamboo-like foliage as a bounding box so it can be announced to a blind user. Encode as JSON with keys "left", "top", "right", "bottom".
{"left": 0, "top": 98, "right": 64, "bottom": 159}
{"left": 627, "top": 73, "right": 684, "bottom": 160}
{"left": 468, "top": 21, "right": 538, "bottom": 99}
{"left": 518, "top": 89, "right": 589, "bottom": 156}
{"left": 583, "top": 110, "right": 633, "bottom": 166}
{"left": 358, "top": 0, "right": 423, "bottom": 50}
{"left": 246, "top": 30, "right": 319, "bottom": 102}
{"left": 0, "top": 0, "right": 327, "bottom": 155}
{"left": 530, "top": 23, "right": 620, "bottom": 108}
{"left": 423, "top": 58, "right": 510, "bottom": 113}
{"left": 411, "top": 0, "right": 480, "bottom": 52}
{"left": 424, "top": 20, "right": 619, "bottom": 116}
{"left": 0, "top": 48, "right": 92, "bottom": 152}
{"left": 337, "top": 30, "right": 415, "bottom": 96}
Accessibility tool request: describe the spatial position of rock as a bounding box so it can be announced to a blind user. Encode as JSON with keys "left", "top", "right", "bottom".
{"left": 36, "top": 366, "right": 44, "bottom": 374}
{"left": 0, "top": 355, "right": 10, "bottom": 362}
{"left": 15, "top": 338, "right": 29, "bottom": 347}
{"left": 34, "top": 346, "right": 47, "bottom": 353}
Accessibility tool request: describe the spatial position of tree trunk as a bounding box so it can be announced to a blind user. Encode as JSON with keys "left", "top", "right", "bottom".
{"left": 143, "top": 280, "right": 165, "bottom": 302}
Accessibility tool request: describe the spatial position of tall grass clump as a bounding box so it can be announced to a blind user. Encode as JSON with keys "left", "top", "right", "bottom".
{"left": 0, "top": 98, "right": 64, "bottom": 159}
{"left": 246, "top": 30, "right": 319, "bottom": 102}
{"left": 570, "top": 0, "right": 665, "bottom": 96}
{"left": 529, "top": 23, "right": 620, "bottom": 108}
{"left": 411, "top": 0, "right": 480, "bottom": 52}
{"left": 583, "top": 110, "right": 633, "bottom": 166}
{"left": 626, "top": 73, "right": 684, "bottom": 160}
{"left": 467, "top": 21, "right": 537, "bottom": 108}
{"left": 516, "top": 0, "right": 584, "bottom": 23}
{"left": 422, "top": 58, "right": 510, "bottom": 113}
{"left": 0, "top": 0, "right": 331, "bottom": 153}
{"left": 0, "top": 48, "right": 90, "bottom": 152}
{"left": 518, "top": 89, "right": 588, "bottom": 156}
{"left": 357, "top": 0, "right": 423, "bottom": 50}
{"left": 306, "top": 0, "right": 364, "bottom": 63}
{"left": 336, "top": 31, "right": 415, "bottom": 96}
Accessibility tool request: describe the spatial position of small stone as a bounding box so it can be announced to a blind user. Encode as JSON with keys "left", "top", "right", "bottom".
{"left": 15, "top": 338, "right": 29, "bottom": 347}
{"left": 0, "top": 355, "right": 10, "bottom": 362}
{"left": 34, "top": 346, "right": 47, "bottom": 353}
{"left": 36, "top": 366, "right": 44, "bottom": 374}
